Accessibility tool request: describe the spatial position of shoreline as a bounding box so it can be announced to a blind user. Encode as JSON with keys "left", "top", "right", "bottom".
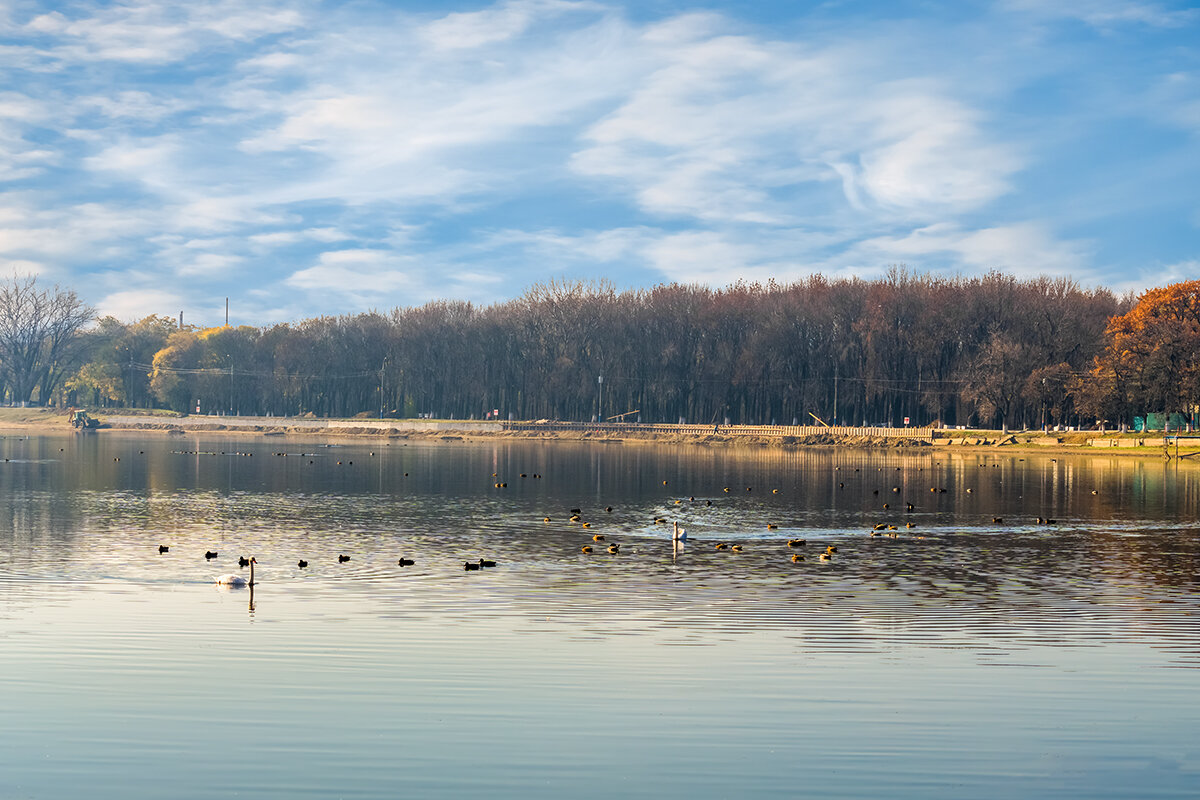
{"left": 2, "top": 408, "right": 1197, "bottom": 459}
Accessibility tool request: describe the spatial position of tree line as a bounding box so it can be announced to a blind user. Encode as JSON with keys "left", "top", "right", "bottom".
{"left": 7, "top": 270, "right": 1199, "bottom": 429}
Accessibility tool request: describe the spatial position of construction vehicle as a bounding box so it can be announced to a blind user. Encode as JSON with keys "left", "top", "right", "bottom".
{"left": 69, "top": 408, "right": 100, "bottom": 430}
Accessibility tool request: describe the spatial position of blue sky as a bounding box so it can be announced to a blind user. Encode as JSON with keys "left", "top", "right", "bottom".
{"left": 1, "top": 0, "right": 1197, "bottom": 325}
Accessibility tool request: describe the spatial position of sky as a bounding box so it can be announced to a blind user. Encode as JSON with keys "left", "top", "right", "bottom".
{"left": 0, "top": 0, "right": 1197, "bottom": 326}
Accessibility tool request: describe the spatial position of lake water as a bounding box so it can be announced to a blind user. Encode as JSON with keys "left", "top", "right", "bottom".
{"left": 2, "top": 432, "right": 1199, "bottom": 799}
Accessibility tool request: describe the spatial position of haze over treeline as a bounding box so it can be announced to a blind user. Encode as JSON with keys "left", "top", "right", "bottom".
{"left": 9, "top": 270, "right": 1200, "bottom": 429}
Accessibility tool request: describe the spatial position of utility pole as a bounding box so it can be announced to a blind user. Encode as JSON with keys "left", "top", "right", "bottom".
{"left": 225, "top": 297, "right": 229, "bottom": 327}
{"left": 833, "top": 369, "right": 839, "bottom": 425}
{"left": 379, "top": 358, "right": 387, "bottom": 419}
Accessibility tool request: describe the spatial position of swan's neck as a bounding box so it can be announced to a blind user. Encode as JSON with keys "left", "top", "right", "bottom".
{"left": 248, "top": 560, "right": 255, "bottom": 586}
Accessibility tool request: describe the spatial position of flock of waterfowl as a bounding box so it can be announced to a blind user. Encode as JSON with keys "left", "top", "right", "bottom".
{"left": 138, "top": 454, "right": 1078, "bottom": 588}
{"left": 169, "top": 547, "right": 502, "bottom": 584}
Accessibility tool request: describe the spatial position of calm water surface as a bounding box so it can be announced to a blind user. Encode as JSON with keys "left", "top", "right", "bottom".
{"left": 2, "top": 433, "right": 1199, "bottom": 798}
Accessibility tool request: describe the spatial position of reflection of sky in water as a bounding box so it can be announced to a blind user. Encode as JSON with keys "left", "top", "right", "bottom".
{"left": 1, "top": 433, "right": 1200, "bottom": 798}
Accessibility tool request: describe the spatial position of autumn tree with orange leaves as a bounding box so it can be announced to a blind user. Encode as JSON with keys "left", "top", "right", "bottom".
{"left": 1080, "top": 280, "right": 1200, "bottom": 421}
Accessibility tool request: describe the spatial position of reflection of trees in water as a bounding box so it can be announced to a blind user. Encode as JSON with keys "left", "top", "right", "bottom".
{"left": 2, "top": 436, "right": 1200, "bottom": 663}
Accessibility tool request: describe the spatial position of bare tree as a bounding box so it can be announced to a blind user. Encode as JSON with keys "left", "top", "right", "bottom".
{"left": 0, "top": 275, "right": 95, "bottom": 406}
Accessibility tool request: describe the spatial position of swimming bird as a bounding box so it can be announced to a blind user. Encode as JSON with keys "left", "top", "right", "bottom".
{"left": 607, "top": 544, "right": 621, "bottom": 554}
{"left": 787, "top": 539, "right": 806, "bottom": 547}
{"left": 791, "top": 553, "right": 804, "bottom": 563}
{"left": 544, "top": 517, "right": 551, "bottom": 522}
{"left": 826, "top": 545, "right": 838, "bottom": 554}
{"left": 215, "top": 557, "right": 255, "bottom": 587}
{"left": 464, "top": 561, "right": 481, "bottom": 571}
{"left": 338, "top": 554, "right": 351, "bottom": 563}
{"left": 238, "top": 556, "right": 250, "bottom": 568}
{"left": 592, "top": 534, "right": 605, "bottom": 541}
{"left": 873, "top": 523, "right": 887, "bottom": 531}
{"left": 819, "top": 553, "right": 832, "bottom": 561}
{"left": 992, "top": 517, "right": 1004, "bottom": 523}
{"left": 478, "top": 558, "right": 497, "bottom": 568}
{"left": 715, "top": 542, "right": 729, "bottom": 550}
{"left": 204, "top": 550, "right": 218, "bottom": 559}
{"left": 772, "top": 488, "right": 779, "bottom": 494}
{"left": 767, "top": 523, "right": 778, "bottom": 531}
{"left": 582, "top": 522, "right": 592, "bottom": 528}
{"left": 731, "top": 545, "right": 743, "bottom": 552}
{"left": 397, "top": 558, "right": 414, "bottom": 567}
{"left": 906, "top": 523, "right": 916, "bottom": 529}
{"left": 581, "top": 545, "right": 593, "bottom": 553}
{"left": 605, "top": 506, "right": 613, "bottom": 512}
{"left": 158, "top": 545, "right": 169, "bottom": 554}
{"left": 298, "top": 560, "right": 308, "bottom": 568}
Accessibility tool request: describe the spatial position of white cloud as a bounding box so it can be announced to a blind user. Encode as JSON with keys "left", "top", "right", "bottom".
{"left": 420, "top": 0, "right": 581, "bottom": 50}
{"left": 95, "top": 288, "right": 184, "bottom": 321}
{"left": 1001, "top": 0, "right": 1199, "bottom": 28}
{"left": 0, "top": 258, "right": 46, "bottom": 276}
{"left": 855, "top": 222, "right": 1091, "bottom": 277}
{"left": 23, "top": 2, "right": 303, "bottom": 64}
{"left": 574, "top": 36, "right": 1020, "bottom": 224}
{"left": 485, "top": 227, "right": 653, "bottom": 263}
{"left": 77, "top": 90, "right": 189, "bottom": 122}
{"left": 287, "top": 249, "right": 417, "bottom": 293}
{"left": 249, "top": 227, "right": 352, "bottom": 246}
{"left": 83, "top": 137, "right": 182, "bottom": 191}
{"left": 0, "top": 199, "right": 156, "bottom": 262}
{"left": 1108, "top": 259, "right": 1200, "bottom": 295}
{"left": 176, "top": 252, "right": 243, "bottom": 278}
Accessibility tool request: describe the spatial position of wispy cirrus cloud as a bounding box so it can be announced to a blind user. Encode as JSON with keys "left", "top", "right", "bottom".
{"left": 0, "top": 0, "right": 1193, "bottom": 323}
{"left": 20, "top": 1, "right": 303, "bottom": 64}
{"left": 1001, "top": 0, "right": 1199, "bottom": 29}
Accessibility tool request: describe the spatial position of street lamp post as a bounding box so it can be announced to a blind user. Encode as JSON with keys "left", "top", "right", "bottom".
{"left": 379, "top": 358, "right": 387, "bottom": 420}
{"left": 597, "top": 375, "right": 604, "bottom": 423}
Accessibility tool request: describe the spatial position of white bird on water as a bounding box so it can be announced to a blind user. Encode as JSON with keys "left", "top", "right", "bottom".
{"left": 672, "top": 521, "right": 687, "bottom": 541}
{"left": 214, "top": 557, "right": 256, "bottom": 587}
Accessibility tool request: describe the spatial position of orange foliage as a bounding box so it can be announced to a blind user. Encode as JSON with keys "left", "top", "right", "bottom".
{"left": 1090, "top": 280, "right": 1200, "bottom": 416}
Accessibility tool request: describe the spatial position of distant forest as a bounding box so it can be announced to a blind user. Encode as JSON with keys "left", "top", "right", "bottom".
{"left": 6, "top": 271, "right": 1200, "bottom": 429}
